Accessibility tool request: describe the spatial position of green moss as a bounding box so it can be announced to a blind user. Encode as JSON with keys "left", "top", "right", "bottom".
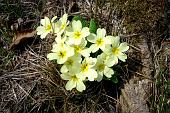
{"left": 117, "top": 0, "right": 165, "bottom": 34}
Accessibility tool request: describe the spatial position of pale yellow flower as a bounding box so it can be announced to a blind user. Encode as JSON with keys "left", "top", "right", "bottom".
{"left": 94, "top": 53, "right": 114, "bottom": 82}
{"left": 36, "top": 16, "right": 57, "bottom": 39}
{"left": 61, "top": 72, "right": 86, "bottom": 92}
{"left": 47, "top": 44, "right": 74, "bottom": 64}
{"left": 104, "top": 36, "right": 129, "bottom": 67}
{"left": 80, "top": 57, "right": 97, "bottom": 81}
{"left": 60, "top": 55, "right": 82, "bottom": 73}
{"left": 87, "top": 28, "right": 111, "bottom": 53}
{"left": 54, "top": 14, "right": 69, "bottom": 36}
{"left": 72, "top": 38, "right": 91, "bottom": 57}
{"left": 66, "top": 20, "right": 90, "bottom": 45}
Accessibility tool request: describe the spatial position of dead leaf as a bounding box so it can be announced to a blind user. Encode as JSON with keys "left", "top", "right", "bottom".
{"left": 9, "top": 29, "right": 37, "bottom": 50}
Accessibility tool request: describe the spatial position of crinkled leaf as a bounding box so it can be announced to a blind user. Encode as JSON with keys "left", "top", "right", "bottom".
{"left": 89, "top": 19, "right": 97, "bottom": 33}
{"left": 111, "top": 75, "right": 118, "bottom": 84}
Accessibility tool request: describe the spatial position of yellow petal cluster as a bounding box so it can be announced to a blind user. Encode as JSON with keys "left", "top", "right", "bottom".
{"left": 36, "top": 14, "right": 129, "bottom": 92}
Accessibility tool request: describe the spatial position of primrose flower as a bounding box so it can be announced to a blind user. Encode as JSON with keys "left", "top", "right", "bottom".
{"left": 87, "top": 28, "right": 111, "bottom": 53}
{"left": 61, "top": 72, "right": 86, "bottom": 92}
{"left": 104, "top": 36, "right": 129, "bottom": 67}
{"left": 72, "top": 38, "right": 91, "bottom": 57}
{"left": 94, "top": 53, "right": 114, "bottom": 82}
{"left": 60, "top": 55, "right": 82, "bottom": 73}
{"left": 36, "top": 16, "right": 57, "bottom": 39}
{"left": 36, "top": 14, "right": 130, "bottom": 92}
{"left": 80, "top": 57, "right": 97, "bottom": 81}
{"left": 66, "top": 20, "right": 90, "bottom": 45}
{"left": 54, "top": 34, "right": 67, "bottom": 48}
{"left": 47, "top": 44, "right": 74, "bottom": 64}
{"left": 54, "top": 14, "right": 69, "bottom": 36}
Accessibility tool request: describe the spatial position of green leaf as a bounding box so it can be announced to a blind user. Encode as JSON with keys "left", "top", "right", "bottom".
{"left": 111, "top": 75, "right": 118, "bottom": 84}
{"left": 72, "top": 15, "right": 81, "bottom": 21}
{"left": 89, "top": 19, "right": 97, "bottom": 33}
{"left": 72, "top": 15, "right": 87, "bottom": 27}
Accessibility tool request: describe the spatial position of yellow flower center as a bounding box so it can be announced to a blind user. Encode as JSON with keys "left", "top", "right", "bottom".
{"left": 74, "top": 45, "right": 81, "bottom": 53}
{"left": 66, "top": 59, "right": 73, "bottom": 66}
{"left": 58, "top": 51, "right": 66, "bottom": 58}
{"left": 61, "top": 23, "right": 66, "bottom": 29}
{"left": 71, "top": 75, "right": 79, "bottom": 82}
{"left": 112, "top": 48, "right": 120, "bottom": 55}
{"left": 74, "top": 31, "right": 82, "bottom": 39}
{"left": 98, "top": 63, "right": 105, "bottom": 71}
{"left": 81, "top": 63, "right": 89, "bottom": 72}
{"left": 45, "top": 24, "right": 52, "bottom": 31}
{"left": 96, "top": 38, "right": 104, "bottom": 46}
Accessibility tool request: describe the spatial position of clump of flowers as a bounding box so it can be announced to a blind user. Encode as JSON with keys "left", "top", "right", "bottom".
{"left": 36, "top": 14, "right": 129, "bottom": 92}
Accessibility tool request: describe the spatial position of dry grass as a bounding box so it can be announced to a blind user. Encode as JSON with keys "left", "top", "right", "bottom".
{"left": 0, "top": 1, "right": 123, "bottom": 112}
{"left": 0, "top": 0, "right": 169, "bottom": 113}
{"left": 0, "top": 42, "right": 118, "bottom": 113}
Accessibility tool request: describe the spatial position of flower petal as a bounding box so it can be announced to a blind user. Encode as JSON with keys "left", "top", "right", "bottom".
{"left": 51, "top": 16, "right": 57, "bottom": 22}
{"left": 65, "top": 80, "right": 76, "bottom": 91}
{"left": 105, "top": 56, "right": 118, "bottom": 67}
{"left": 36, "top": 26, "right": 45, "bottom": 35}
{"left": 104, "top": 67, "right": 114, "bottom": 78}
{"left": 105, "top": 36, "right": 112, "bottom": 44}
{"left": 60, "top": 73, "right": 70, "bottom": 80}
{"left": 60, "top": 65, "right": 68, "bottom": 73}
{"left": 54, "top": 36, "right": 61, "bottom": 43}
{"left": 51, "top": 43, "right": 60, "bottom": 52}
{"left": 96, "top": 73, "right": 103, "bottom": 82}
{"left": 65, "top": 25, "right": 73, "bottom": 33}
{"left": 71, "top": 55, "right": 82, "bottom": 63}
{"left": 66, "top": 35, "right": 74, "bottom": 45}
{"left": 41, "top": 17, "right": 50, "bottom": 26}
{"left": 103, "top": 45, "right": 112, "bottom": 55}
{"left": 118, "top": 53, "right": 127, "bottom": 62}
{"left": 76, "top": 81, "right": 86, "bottom": 92}
{"left": 72, "top": 20, "right": 82, "bottom": 31}
{"left": 87, "top": 69, "right": 97, "bottom": 81}
{"left": 53, "top": 23, "right": 60, "bottom": 34}
{"left": 90, "top": 44, "right": 99, "bottom": 53}
{"left": 47, "top": 53, "right": 57, "bottom": 60}
{"left": 80, "top": 48, "right": 91, "bottom": 57}
{"left": 70, "top": 65, "right": 81, "bottom": 74}
{"left": 81, "top": 27, "right": 90, "bottom": 38}
{"left": 40, "top": 19, "right": 45, "bottom": 26}
{"left": 87, "top": 33, "right": 96, "bottom": 43}
{"left": 97, "top": 28, "right": 106, "bottom": 38}
{"left": 60, "top": 14, "right": 67, "bottom": 23}
{"left": 86, "top": 57, "right": 97, "bottom": 67}
{"left": 67, "top": 46, "right": 74, "bottom": 57}
{"left": 77, "top": 73, "right": 86, "bottom": 81}
{"left": 74, "top": 38, "right": 82, "bottom": 45}
{"left": 118, "top": 42, "right": 129, "bottom": 52}
{"left": 40, "top": 32, "right": 48, "bottom": 39}
{"left": 111, "top": 36, "right": 120, "bottom": 48}
{"left": 97, "top": 53, "right": 106, "bottom": 62}
{"left": 57, "top": 56, "right": 67, "bottom": 64}
{"left": 79, "top": 38, "right": 87, "bottom": 48}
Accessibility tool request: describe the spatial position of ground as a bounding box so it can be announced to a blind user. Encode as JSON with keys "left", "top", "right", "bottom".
{"left": 0, "top": 0, "right": 169, "bottom": 113}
